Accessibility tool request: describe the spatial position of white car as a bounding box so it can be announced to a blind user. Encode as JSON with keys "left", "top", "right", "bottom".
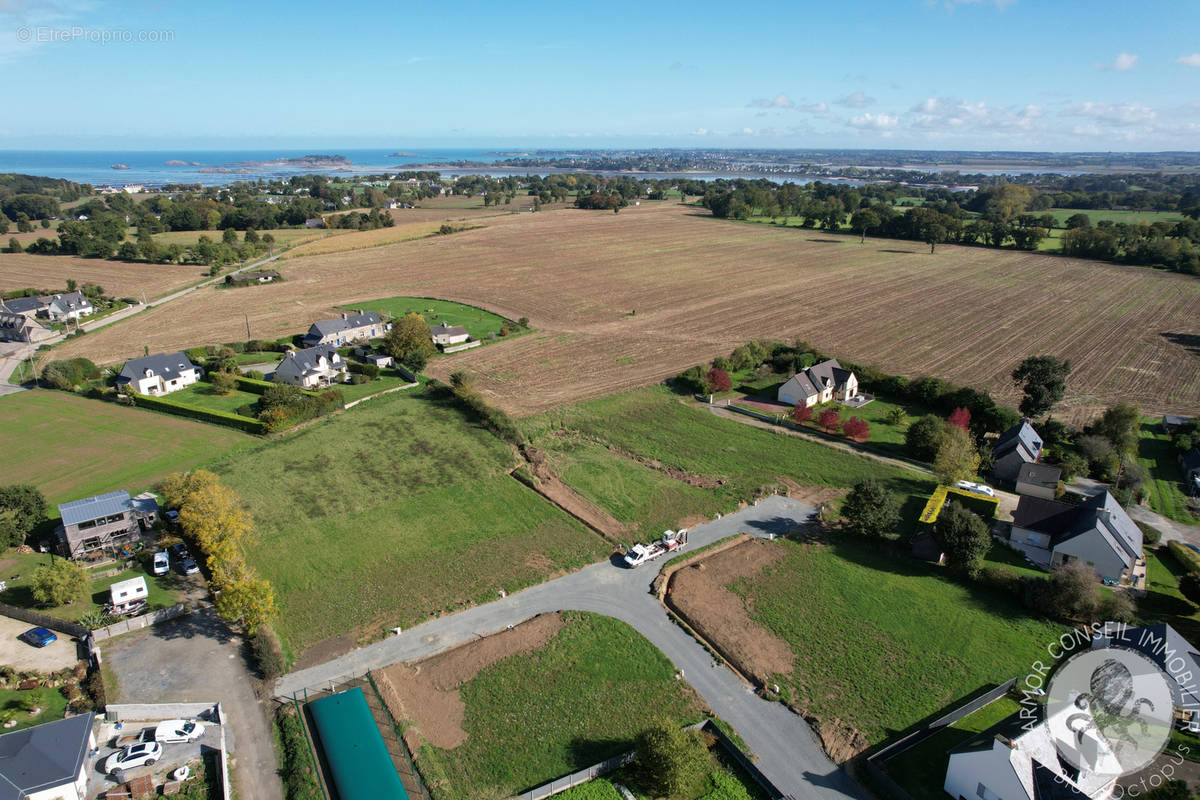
{"left": 104, "top": 741, "right": 162, "bottom": 775}
{"left": 152, "top": 551, "right": 169, "bottom": 576}
{"left": 154, "top": 719, "right": 205, "bottom": 743}
{"left": 955, "top": 480, "right": 996, "bottom": 497}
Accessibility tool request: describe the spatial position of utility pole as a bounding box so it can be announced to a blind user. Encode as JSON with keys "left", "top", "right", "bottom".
{"left": 27, "top": 353, "right": 37, "bottom": 388}
{"left": 245, "top": 314, "right": 251, "bottom": 340}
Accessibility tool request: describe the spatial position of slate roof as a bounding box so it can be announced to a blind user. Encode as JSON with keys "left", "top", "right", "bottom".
{"left": 0, "top": 296, "right": 45, "bottom": 315}
{"left": 0, "top": 712, "right": 94, "bottom": 800}
{"left": 47, "top": 291, "right": 91, "bottom": 312}
{"left": 117, "top": 351, "right": 199, "bottom": 385}
{"left": 58, "top": 490, "right": 133, "bottom": 527}
{"left": 0, "top": 312, "right": 33, "bottom": 333}
{"left": 1067, "top": 490, "right": 1143, "bottom": 563}
{"left": 1017, "top": 462, "right": 1062, "bottom": 491}
{"left": 994, "top": 421, "right": 1043, "bottom": 462}
{"left": 1164, "top": 414, "right": 1193, "bottom": 431}
{"left": 780, "top": 358, "right": 855, "bottom": 399}
{"left": 1182, "top": 448, "right": 1200, "bottom": 474}
{"left": 305, "top": 311, "right": 383, "bottom": 341}
{"left": 430, "top": 323, "right": 468, "bottom": 337}
{"left": 1095, "top": 622, "right": 1200, "bottom": 713}
{"left": 276, "top": 345, "right": 342, "bottom": 377}
{"left": 1011, "top": 496, "right": 1078, "bottom": 536}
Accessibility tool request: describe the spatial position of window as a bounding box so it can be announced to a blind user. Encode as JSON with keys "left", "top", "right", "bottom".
{"left": 78, "top": 519, "right": 96, "bottom": 530}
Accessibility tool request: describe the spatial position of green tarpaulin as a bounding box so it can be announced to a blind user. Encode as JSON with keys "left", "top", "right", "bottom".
{"left": 308, "top": 687, "right": 409, "bottom": 800}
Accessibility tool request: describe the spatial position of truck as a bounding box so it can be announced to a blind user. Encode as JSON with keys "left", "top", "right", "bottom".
{"left": 623, "top": 529, "right": 688, "bottom": 568}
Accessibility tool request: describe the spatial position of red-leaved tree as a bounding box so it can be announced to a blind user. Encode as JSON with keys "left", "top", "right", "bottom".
{"left": 707, "top": 368, "right": 732, "bottom": 393}
{"left": 818, "top": 409, "right": 841, "bottom": 433}
{"left": 948, "top": 407, "right": 971, "bottom": 431}
{"left": 843, "top": 416, "right": 870, "bottom": 441}
{"left": 792, "top": 404, "right": 813, "bottom": 423}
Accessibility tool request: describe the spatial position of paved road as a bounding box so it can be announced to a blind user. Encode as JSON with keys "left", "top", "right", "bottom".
{"left": 277, "top": 496, "right": 865, "bottom": 800}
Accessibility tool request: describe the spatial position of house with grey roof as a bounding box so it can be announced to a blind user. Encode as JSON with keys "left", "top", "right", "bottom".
{"left": 117, "top": 351, "right": 202, "bottom": 396}
{"left": 56, "top": 490, "right": 158, "bottom": 559}
{"left": 0, "top": 310, "right": 47, "bottom": 344}
{"left": 0, "top": 712, "right": 96, "bottom": 800}
{"left": 301, "top": 311, "right": 387, "bottom": 347}
{"left": 430, "top": 322, "right": 469, "bottom": 347}
{"left": 992, "top": 421, "right": 1044, "bottom": 483}
{"left": 273, "top": 345, "right": 346, "bottom": 389}
{"left": 776, "top": 359, "right": 858, "bottom": 408}
{"left": 1007, "top": 490, "right": 1143, "bottom": 584}
{"left": 43, "top": 291, "right": 93, "bottom": 322}
{"left": 1092, "top": 622, "right": 1200, "bottom": 719}
{"left": 0, "top": 295, "right": 47, "bottom": 317}
{"left": 1163, "top": 414, "right": 1193, "bottom": 434}
{"left": 1015, "top": 462, "right": 1062, "bottom": 501}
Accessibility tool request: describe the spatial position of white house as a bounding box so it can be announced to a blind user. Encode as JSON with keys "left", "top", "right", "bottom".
{"left": 117, "top": 352, "right": 202, "bottom": 396}
{"left": 302, "top": 311, "right": 387, "bottom": 347}
{"left": 777, "top": 359, "right": 858, "bottom": 407}
{"left": 273, "top": 345, "right": 346, "bottom": 388}
{"left": 430, "top": 322, "right": 470, "bottom": 347}
{"left": 122, "top": 183, "right": 145, "bottom": 194}
{"left": 44, "top": 291, "right": 94, "bottom": 322}
{"left": 0, "top": 713, "right": 96, "bottom": 800}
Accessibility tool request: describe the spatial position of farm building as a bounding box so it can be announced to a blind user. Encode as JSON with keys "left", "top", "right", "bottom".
{"left": 777, "top": 359, "right": 857, "bottom": 407}
{"left": 365, "top": 353, "right": 393, "bottom": 368}
{"left": 1, "top": 295, "right": 48, "bottom": 317}
{"left": 430, "top": 322, "right": 470, "bottom": 347}
{"left": 307, "top": 688, "right": 409, "bottom": 800}
{"left": 0, "top": 712, "right": 97, "bottom": 800}
{"left": 990, "top": 421, "right": 1043, "bottom": 484}
{"left": 302, "top": 311, "right": 387, "bottom": 347}
{"left": 117, "top": 352, "right": 202, "bottom": 396}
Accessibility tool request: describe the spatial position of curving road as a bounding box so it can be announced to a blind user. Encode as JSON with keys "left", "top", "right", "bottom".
{"left": 275, "top": 495, "right": 865, "bottom": 800}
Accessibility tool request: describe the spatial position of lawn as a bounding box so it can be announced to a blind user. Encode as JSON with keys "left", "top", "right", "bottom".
{"left": 0, "top": 686, "right": 68, "bottom": 732}
{"left": 414, "top": 612, "right": 707, "bottom": 800}
{"left": 521, "top": 387, "right": 935, "bottom": 526}
{"left": 333, "top": 372, "right": 416, "bottom": 404}
{"left": 211, "top": 391, "right": 608, "bottom": 658}
{"left": 1043, "top": 208, "right": 1185, "bottom": 228}
{"left": 1137, "top": 547, "right": 1200, "bottom": 644}
{"left": 883, "top": 696, "right": 1021, "bottom": 798}
{"left": 726, "top": 537, "right": 1064, "bottom": 748}
{"left": 347, "top": 296, "right": 514, "bottom": 341}
{"left": 1137, "top": 420, "right": 1198, "bottom": 524}
{"left": 0, "top": 390, "right": 248, "bottom": 507}
{"left": 168, "top": 381, "right": 260, "bottom": 416}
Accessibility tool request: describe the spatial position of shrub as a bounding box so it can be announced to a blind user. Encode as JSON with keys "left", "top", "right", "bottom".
{"left": 817, "top": 408, "right": 841, "bottom": 433}
{"left": 85, "top": 668, "right": 106, "bottom": 709}
{"left": 1135, "top": 521, "right": 1163, "bottom": 548}
{"left": 252, "top": 626, "right": 286, "bottom": 681}
{"left": 360, "top": 363, "right": 380, "bottom": 379}
{"left": 841, "top": 478, "right": 899, "bottom": 538}
{"left": 40, "top": 358, "right": 100, "bottom": 391}
{"left": 349, "top": 374, "right": 368, "bottom": 385}
{"left": 209, "top": 372, "right": 238, "bottom": 395}
{"left": 131, "top": 392, "right": 266, "bottom": 433}
{"left": 791, "top": 404, "right": 813, "bottom": 423}
{"left": 905, "top": 414, "right": 946, "bottom": 461}
{"left": 31, "top": 558, "right": 88, "bottom": 606}
{"left": 842, "top": 416, "right": 870, "bottom": 440}
{"left": 1169, "top": 540, "right": 1200, "bottom": 574}
{"left": 707, "top": 368, "right": 732, "bottom": 393}
{"left": 276, "top": 705, "right": 322, "bottom": 800}
{"left": 634, "top": 720, "right": 710, "bottom": 800}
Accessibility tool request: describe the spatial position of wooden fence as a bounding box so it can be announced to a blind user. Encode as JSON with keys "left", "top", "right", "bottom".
{"left": 0, "top": 600, "right": 87, "bottom": 637}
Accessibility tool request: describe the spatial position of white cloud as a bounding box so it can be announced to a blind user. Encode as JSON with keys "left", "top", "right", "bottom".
{"left": 1063, "top": 101, "right": 1156, "bottom": 126}
{"left": 1095, "top": 52, "right": 1138, "bottom": 71}
{"left": 836, "top": 91, "right": 875, "bottom": 108}
{"left": 1177, "top": 54, "right": 1200, "bottom": 67}
{"left": 690, "top": 128, "right": 708, "bottom": 136}
{"left": 848, "top": 113, "right": 898, "bottom": 129}
{"left": 749, "top": 93, "right": 794, "bottom": 109}
{"left": 796, "top": 101, "right": 829, "bottom": 114}
{"left": 405, "top": 56, "right": 429, "bottom": 64}
{"left": 909, "top": 96, "right": 1041, "bottom": 134}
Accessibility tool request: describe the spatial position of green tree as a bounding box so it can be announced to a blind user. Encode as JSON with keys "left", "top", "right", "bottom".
{"left": 1089, "top": 402, "right": 1140, "bottom": 454}
{"left": 842, "top": 478, "right": 900, "bottom": 538}
{"left": 933, "top": 425, "right": 981, "bottom": 485}
{"left": 1065, "top": 213, "right": 1092, "bottom": 230}
{"left": 0, "top": 485, "right": 47, "bottom": 548}
{"left": 31, "top": 558, "right": 88, "bottom": 607}
{"left": 850, "top": 208, "right": 880, "bottom": 243}
{"left": 209, "top": 371, "right": 238, "bottom": 395}
{"left": 5, "top": 238, "right": 20, "bottom": 253}
{"left": 935, "top": 501, "right": 989, "bottom": 576}
{"left": 1012, "top": 355, "right": 1071, "bottom": 418}
{"left": 905, "top": 414, "right": 946, "bottom": 461}
{"left": 924, "top": 223, "right": 947, "bottom": 253}
{"left": 382, "top": 312, "right": 436, "bottom": 367}
{"left": 885, "top": 406, "right": 907, "bottom": 426}
{"left": 634, "top": 719, "right": 710, "bottom": 800}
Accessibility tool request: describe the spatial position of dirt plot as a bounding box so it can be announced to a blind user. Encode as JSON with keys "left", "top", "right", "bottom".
{"left": 372, "top": 613, "right": 564, "bottom": 749}
{"left": 667, "top": 540, "right": 794, "bottom": 685}
{"left": 0, "top": 253, "right": 209, "bottom": 299}
{"left": 53, "top": 203, "right": 1200, "bottom": 422}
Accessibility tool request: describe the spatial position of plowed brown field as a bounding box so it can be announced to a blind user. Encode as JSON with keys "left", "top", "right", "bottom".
{"left": 52, "top": 202, "right": 1200, "bottom": 422}
{"left": 0, "top": 253, "right": 211, "bottom": 299}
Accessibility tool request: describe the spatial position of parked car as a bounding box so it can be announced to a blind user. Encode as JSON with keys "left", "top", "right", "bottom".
{"left": 954, "top": 480, "right": 996, "bottom": 497}
{"left": 179, "top": 557, "right": 200, "bottom": 576}
{"left": 168, "top": 542, "right": 189, "bottom": 560}
{"left": 104, "top": 741, "right": 162, "bottom": 775}
{"left": 152, "top": 551, "right": 170, "bottom": 576}
{"left": 154, "top": 719, "right": 205, "bottom": 743}
{"left": 18, "top": 627, "right": 57, "bottom": 648}
{"left": 165, "top": 510, "right": 180, "bottom": 524}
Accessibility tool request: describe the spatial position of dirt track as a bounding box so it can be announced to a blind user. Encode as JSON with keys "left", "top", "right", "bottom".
{"left": 50, "top": 202, "right": 1200, "bottom": 423}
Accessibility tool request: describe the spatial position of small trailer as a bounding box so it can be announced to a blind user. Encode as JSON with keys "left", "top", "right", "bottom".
{"left": 107, "top": 576, "right": 148, "bottom": 616}
{"left": 113, "top": 726, "right": 153, "bottom": 748}
{"left": 623, "top": 529, "right": 689, "bottom": 568}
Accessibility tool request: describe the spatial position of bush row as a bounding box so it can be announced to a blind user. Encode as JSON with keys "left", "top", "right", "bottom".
{"left": 130, "top": 392, "right": 267, "bottom": 434}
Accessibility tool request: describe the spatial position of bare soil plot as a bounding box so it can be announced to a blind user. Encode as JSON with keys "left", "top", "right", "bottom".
{"left": 0, "top": 253, "right": 209, "bottom": 299}
{"left": 282, "top": 221, "right": 453, "bottom": 259}
{"left": 52, "top": 203, "right": 1200, "bottom": 423}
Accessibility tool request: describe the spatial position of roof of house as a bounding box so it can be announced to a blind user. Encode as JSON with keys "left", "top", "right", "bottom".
{"left": 0, "top": 296, "right": 46, "bottom": 314}
{"left": 117, "top": 351, "right": 198, "bottom": 385}
{"left": 0, "top": 312, "right": 33, "bottom": 332}
{"left": 1016, "top": 491, "right": 1142, "bottom": 569}
{"left": 47, "top": 291, "right": 91, "bottom": 311}
{"left": 780, "top": 358, "right": 854, "bottom": 399}
{"left": 1182, "top": 448, "right": 1200, "bottom": 473}
{"left": 1164, "top": 414, "right": 1193, "bottom": 429}
{"left": 1011, "top": 496, "right": 1078, "bottom": 536}
{"left": 58, "top": 490, "right": 133, "bottom": 527}
{"left": 994, "top": 421, "right": 1043, "bottom": 462}
{"left": 276, "top": 345, "right": 342, "bottom": 377}
{"left": 0, "top": 712, "right": 94, "bottom": 800}
{"left": 306, "top": 311, "right": 383, "bottom": 340}
{"left": 430, "top": 323, "right": 468, "bottom": 336}
{"left": 1095, "top": 622, "right": 1200, "bottom": 712}
{"left": 1017, "top": 462, "right": 1062, "bottom": 491}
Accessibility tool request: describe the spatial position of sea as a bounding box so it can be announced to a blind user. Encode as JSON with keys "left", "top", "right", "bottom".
{"left": 0, "top": 148, "right": 852, "bottom": 188}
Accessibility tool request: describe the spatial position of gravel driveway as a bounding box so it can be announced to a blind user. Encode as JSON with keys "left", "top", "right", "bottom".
{"left": 0, "top": 615, "right": 84, "bottom": 672}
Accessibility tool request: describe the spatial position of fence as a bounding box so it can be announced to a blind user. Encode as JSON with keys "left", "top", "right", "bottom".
{"left": 863, "top": 678, "right": 1017, "bottom": 800}
{"left": 511, "top": 750, "right": 638, "bottom": 800}
{"left": 90, "top": 602, "right": 191, "bottom": 642}
{"left": 343, "top": 381, "right": 419, "bottom": 410}
{"left": 105, "top": 701, "right": 219, "bottom": 722}
{"left": 0, "top": 600, "right": 87, "bottom": 637}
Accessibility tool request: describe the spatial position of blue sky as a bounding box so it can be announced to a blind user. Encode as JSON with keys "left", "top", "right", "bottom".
{"left": 1, "top": 0, "right": 1198, "bottom": 150}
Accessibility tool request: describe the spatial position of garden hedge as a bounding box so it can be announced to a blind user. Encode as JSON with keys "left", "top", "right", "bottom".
{"left": 131, "top": 393, "right": 266, "bottom": 434}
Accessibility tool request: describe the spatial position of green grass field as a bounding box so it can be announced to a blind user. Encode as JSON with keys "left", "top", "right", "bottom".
{"left": 521, "top": 387, "right": 935, "bottom": 527}
{"left": 0, "top": 687, "right": 68, "bottom": 732}
{"left": 415, "top": 612, "right": 707, "bottom": 800}
{"left": 334, "top": 372, "right": 416, "bottom": 404}
{"left": 169, "top": 382, "right": 260, "bottom": 416}
{"left": 1137, "top": 548, "right": 1200, "bottom": 644}
{"left": 884, "top": 697, "right": 1021, "bottom": 797}
{"left": 1137, "top": 420, "right": 1198, "bottom": 524}
{"left": 1043, "top": 208, "right": 1185, "bottom": 228}
{"left": 0, "top": 390, "right": 248, "bottom": 507}
{"left": 726, "top": 537, "right": 1063, "bottom": 748}
{"left": 211, "top": 391, "right": 608, "bottom": 657}
{"left": 347, "top": 296, "right": 514, "bottom": 341}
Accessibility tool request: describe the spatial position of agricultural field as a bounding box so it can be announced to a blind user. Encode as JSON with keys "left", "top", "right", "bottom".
{"left": 349, "top": 296, "right": 513, "bottom": 340}
{"left": 1137, "top": 419, "right": 1198, "bottom": 524}
{"left": 668, "top": 537, "right": 1064, "bottom": 759}
{"left": 374, "top": 612, "right": 706, "bottom": 800}
{"left": 150, "top": 227, "right": 337, "bottom": 249}
{"left": 0, "top": 390, "right": 247, "bottom": 506}
{"left": 50, "top": 202, "right": 1200, "bottom": 423}
{"left": 1042, "top": 208, "right": 1186, "bottom": 228}
{"left": 209, "top": 391, "right": 608, "bottom": 660}
{"left": 0, "top": 252, "right": 208, "bottom": 300}
{"left": 281, "top": 220, "right": 452, "bottom": 258}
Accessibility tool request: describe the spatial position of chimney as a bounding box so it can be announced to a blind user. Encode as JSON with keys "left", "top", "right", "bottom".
{"left": 288, "top": 351, "right": 296, "bottom": 358}
{"left": 341, "top": 312, "right": 347, "bottom": 320}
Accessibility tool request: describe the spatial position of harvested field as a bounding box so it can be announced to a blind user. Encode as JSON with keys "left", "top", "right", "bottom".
{"left": 281, "top": 221, "right": 454, "bottom": 258}
{"left": 53, "top": 202, "right": 1200, "bottom": 422}
{"left": 0, "top": 252, "right": 209, "bottom": 299}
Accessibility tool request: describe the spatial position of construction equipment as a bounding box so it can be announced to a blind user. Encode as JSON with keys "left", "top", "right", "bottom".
{"left": 623, "top": 529, "right": 689, "bottom": 568}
